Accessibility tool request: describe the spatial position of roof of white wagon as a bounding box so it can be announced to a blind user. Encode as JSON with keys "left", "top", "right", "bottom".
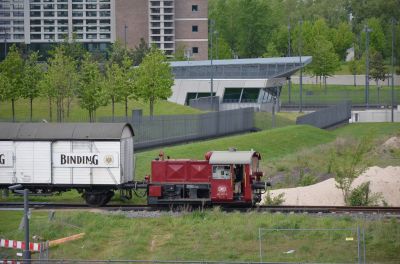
{"left": 0, "top": 123, "right": 134, "bottom": 140}
{"left": 209, "top": 151, "right": 257, "bottom": 165}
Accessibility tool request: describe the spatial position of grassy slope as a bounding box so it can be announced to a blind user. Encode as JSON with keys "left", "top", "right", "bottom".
{"left": 135, "top": 125, "right": 335, "bottom": 181}
{"left": 254, "top": 112, "right": 300, "bottom": 130}
{"left": 0, "top": 210, "right": 398, "bottom": 262}
{"left": 0, "top": 97, "right": 202, "bottom": 121}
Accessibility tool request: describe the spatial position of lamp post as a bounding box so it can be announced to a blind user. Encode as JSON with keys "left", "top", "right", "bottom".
{"left": 288, "top": 18, "right": 292, "bottom": 104}
{"left": 299, "top": 19, "right": 303, "bottom": 113}
{"left": 9, "top": 185, "right": 30, "bottom": 263}
{"left": 124, "top": 24, "right": 128, "bottom": 49}
{"left": 391, "top": 18, "right": 397, "bottom": 122}
{"left": 209, "top": 19, "right": 215, "bottom": 111}
{"left": 364, "top": 25, "right": 372, "bottom": 109}
{"left": 3, "top": 27, "right": 8, "bottom": 59}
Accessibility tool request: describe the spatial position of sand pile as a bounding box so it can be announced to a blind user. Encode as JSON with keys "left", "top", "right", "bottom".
{"left": 381, "top": 137, "right": 400, "bottom": 150}
{"left": 263, "top": 166, "right": 400, "bottom": 206}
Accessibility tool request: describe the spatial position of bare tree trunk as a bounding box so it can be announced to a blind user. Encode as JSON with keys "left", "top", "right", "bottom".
{"left": 49, "top": 98, "right": 53, "bottom": 122}
{"left": 111, "top": 96, "right": 115, "bottom": 122}
{"left": 353, "top": 72, "right": 356, "bottom": 87}
{"left": 89, "top": 110, "right": 92, "bottom": 123}
{"left": 125, "top": 96, "right": 128, "bottom": 120}
{"left": 150, "top": 97, "right": 154, "bottom": 118}
{"left": 67, "top": 97, "right": 72, "bottom": 118}
{"left": 30, "top": 97, "right": 33, "bottom": 121}
{"left": 11, "top": 98, "right": 15, "bottom": 122}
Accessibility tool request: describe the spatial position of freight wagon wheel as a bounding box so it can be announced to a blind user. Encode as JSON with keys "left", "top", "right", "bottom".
{"left": 83, "top": 190, "right": 114, "bottom": 207}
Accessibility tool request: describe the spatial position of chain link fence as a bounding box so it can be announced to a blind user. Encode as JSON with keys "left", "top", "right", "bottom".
{"left": 296, "top": 101, "right": 352, "bottom": 128}
{"left": 101, "top": 108, "right": 255, "bottom": 150}
{"left": 258, "top": 227, "right": 366, "bottom": 264}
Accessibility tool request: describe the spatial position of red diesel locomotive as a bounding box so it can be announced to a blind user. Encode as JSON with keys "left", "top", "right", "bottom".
{"left": 146, "top": 149, "right": 267, "bottom": 206}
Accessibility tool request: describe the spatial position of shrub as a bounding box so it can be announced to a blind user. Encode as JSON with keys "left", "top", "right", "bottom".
{"left": 349, "top": 181, "right": 384, "bottom": 206}
{"left": 299, "top": 173, "right": 317, "bottom": 186}
{"left": 263, "top": 191, "right": 285, "bottom": 205}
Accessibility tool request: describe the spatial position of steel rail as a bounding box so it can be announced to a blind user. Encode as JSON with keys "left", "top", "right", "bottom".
{"left": 1, "top": 202, "right": 400, "bottom": 215}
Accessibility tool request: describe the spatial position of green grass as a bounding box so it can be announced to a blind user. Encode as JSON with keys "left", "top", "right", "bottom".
{"left": 254, "top": 112, "right": 301, "bottom": 130}
{"left": 0, "top": 97, "right": 202, "bottom": 122}
{"left": 0, "top": 210, "right": 399, "bottom": 262}
{"left": 280, "top": 83, "right": 400, "bottom": 105}
{"left": 333, "top": 123, "right": 400, "bottom": 138}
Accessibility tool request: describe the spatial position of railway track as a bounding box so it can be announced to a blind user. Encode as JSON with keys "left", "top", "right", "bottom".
{"left": 1, "top": 202, "right": 400, "bottom": 215}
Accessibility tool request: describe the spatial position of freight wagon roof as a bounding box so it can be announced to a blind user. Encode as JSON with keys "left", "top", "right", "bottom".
{"left": 0, "top": 123, "right": 134, "bottom": 140}
{"left": 209, "top": 151, "right": 256, "bottom": 164}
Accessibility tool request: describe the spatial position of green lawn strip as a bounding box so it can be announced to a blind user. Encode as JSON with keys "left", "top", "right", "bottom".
{"left": 333, "top": 123, "right": 400, "bottom": 139}
{"left": 0, "top": 210, "right": 398, "bottom": 262}
{"left": 280, "top": 83, "right": 400, "bottom": 104}
{"left": 254, "top": 112, "right": 300, "bottom": 130}
{"left": 0, "top": 98, "right": 202, "bottom": 122}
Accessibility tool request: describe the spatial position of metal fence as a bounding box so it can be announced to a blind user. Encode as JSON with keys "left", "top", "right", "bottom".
{"left": 189, "top": 96, "right": 220, "bottom": 111}
{"left": 101, "top": 108, "right": 255, "bottom": 150}
{"left": 296, "top": 101, "right": 352, "bottom": 129}
{"left": 258, "top": 227, "right": 366, "bottom": 264}
{"left": 282, "top": 88, "right": 399, "bottom": 108}
{"left": 0, "top": 260, "right": 301, "bottom": 264}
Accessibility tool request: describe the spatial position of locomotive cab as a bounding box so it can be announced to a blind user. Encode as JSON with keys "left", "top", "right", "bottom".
{"left": 208, "top": 150, "right": 266, "bottom": 205}
{"left": 147, "top": 149, "right": 266, "bottom": 206}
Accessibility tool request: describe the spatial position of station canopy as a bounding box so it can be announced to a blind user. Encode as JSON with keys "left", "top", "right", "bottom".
{"left": 170, "top": 56, "right": 312, "bottom": 80}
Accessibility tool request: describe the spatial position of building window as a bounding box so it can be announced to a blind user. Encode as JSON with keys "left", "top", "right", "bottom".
{"left": 192, "top": 47, "right": 199, "bottom": 54}
{"left": 192, "top": 25, "right": 198, "bottom": 32}
{"left": 192, "top": 5, "right": 198, "bottom": 12}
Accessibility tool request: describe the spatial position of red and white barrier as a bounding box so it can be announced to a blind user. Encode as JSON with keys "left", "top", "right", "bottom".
{"left": 0, "top": 239, "right": 41, "bottom": 252}
{"left": 1, "top": 261, "right": 22, "bottom": 264}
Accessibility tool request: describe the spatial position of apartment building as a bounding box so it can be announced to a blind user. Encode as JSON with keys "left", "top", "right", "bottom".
{"left": 0, "top": 0, "right": 208, "bottom": 60}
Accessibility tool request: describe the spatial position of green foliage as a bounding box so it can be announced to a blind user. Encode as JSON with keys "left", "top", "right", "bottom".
{"left": 331, "top": 137, "right": 373, "bottom": 205}
{"left": 135, "top": 48, "right": 174, "bottom": 116}
{"left": 369, "top": 50, "right": 388, "bottom": 85}
{"left": 39, "top": 46, "right": 78, "bottom": 122}
{"left": 21, "top": 51, "right": 43, "bottom": 121}
{"left": 76, "top": 53, "right": 107, "bottom": 122}
{"left": 130, "top": 38, "right": 151, "bottom": 66}
{"left": 299, "top": 173, "right": 317, "bottom": 186}
{"left": 0, "top": 44, "right": 24, "bottom": 121}
{"left": 263, "top": 191, "right": 285, "bottom": 205}
{"left": 348, "top": 181, "right": 383, "bottom": 206}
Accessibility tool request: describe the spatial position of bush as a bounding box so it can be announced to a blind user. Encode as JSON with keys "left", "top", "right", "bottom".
{"left": 263, "top": 191, "right": 285, "bottom": 205}
{"left": 299, "top": 173, "right": 317, "bottom": 186}
{"left": 349, "top": 181, "right": 383, "bottom": 206}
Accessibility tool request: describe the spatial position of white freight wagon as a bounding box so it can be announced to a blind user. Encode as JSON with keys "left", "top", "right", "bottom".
{"left": 0, "top": 123, "right": 134, "bottom": 205}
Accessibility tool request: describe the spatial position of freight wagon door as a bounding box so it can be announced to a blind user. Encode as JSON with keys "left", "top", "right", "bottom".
{"left": 211, "top": 165, "right": 233, "bottom": 201}
{"left": 0, "top": 141, "right": 15, "bottom": 184}
{"left": 15, "top": 142, "right": 52, "bottom": 184}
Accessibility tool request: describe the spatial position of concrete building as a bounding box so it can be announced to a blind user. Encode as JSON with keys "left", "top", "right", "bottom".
{"left": 0, "top": 0, "right": 208, "bottom": 60}
{"left": 169, "top": 56, "right": 312, "bottom": 111}
{"left": 115, "top": 0, "right": 208, "bottom": 59}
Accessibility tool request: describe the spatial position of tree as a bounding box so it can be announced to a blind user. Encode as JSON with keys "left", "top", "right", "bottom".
{"left": 369, "top": 50, "right": 388, "bottom": 86}
{"left": 21, "top": 52, "right": 43, "bottom": 121}
{"left": 76, "top": 53, "right": 107, "bottom": 122}
{"left": 120, "top": 54, "right": 136, "bottom": 119}
{"left": 105, "top": 62, "right": 123, "bottom": 121}
{"left": 130, "top": 38, "right": 151, "bottom": 65}
{"left": 135, "top": 48, "right": 173, "bottom": 117}
{"left": 40, "top": 46, "right": 78, "bottom": 122}
{"left": 332, "top": 137, "right": 372, "bottom": 205}
{"left": 331, "top": 22, "right": 354, "bottom": 60}
{"left": 348, "top": 58, "right": 363, "bottom": 86}
{"left": 0, "top": 44, "right": 24, "bottom": 122}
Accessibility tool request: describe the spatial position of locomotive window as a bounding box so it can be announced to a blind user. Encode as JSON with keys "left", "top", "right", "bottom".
{"left": 212, "top": 165, "right": 230, "bottom": 180}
